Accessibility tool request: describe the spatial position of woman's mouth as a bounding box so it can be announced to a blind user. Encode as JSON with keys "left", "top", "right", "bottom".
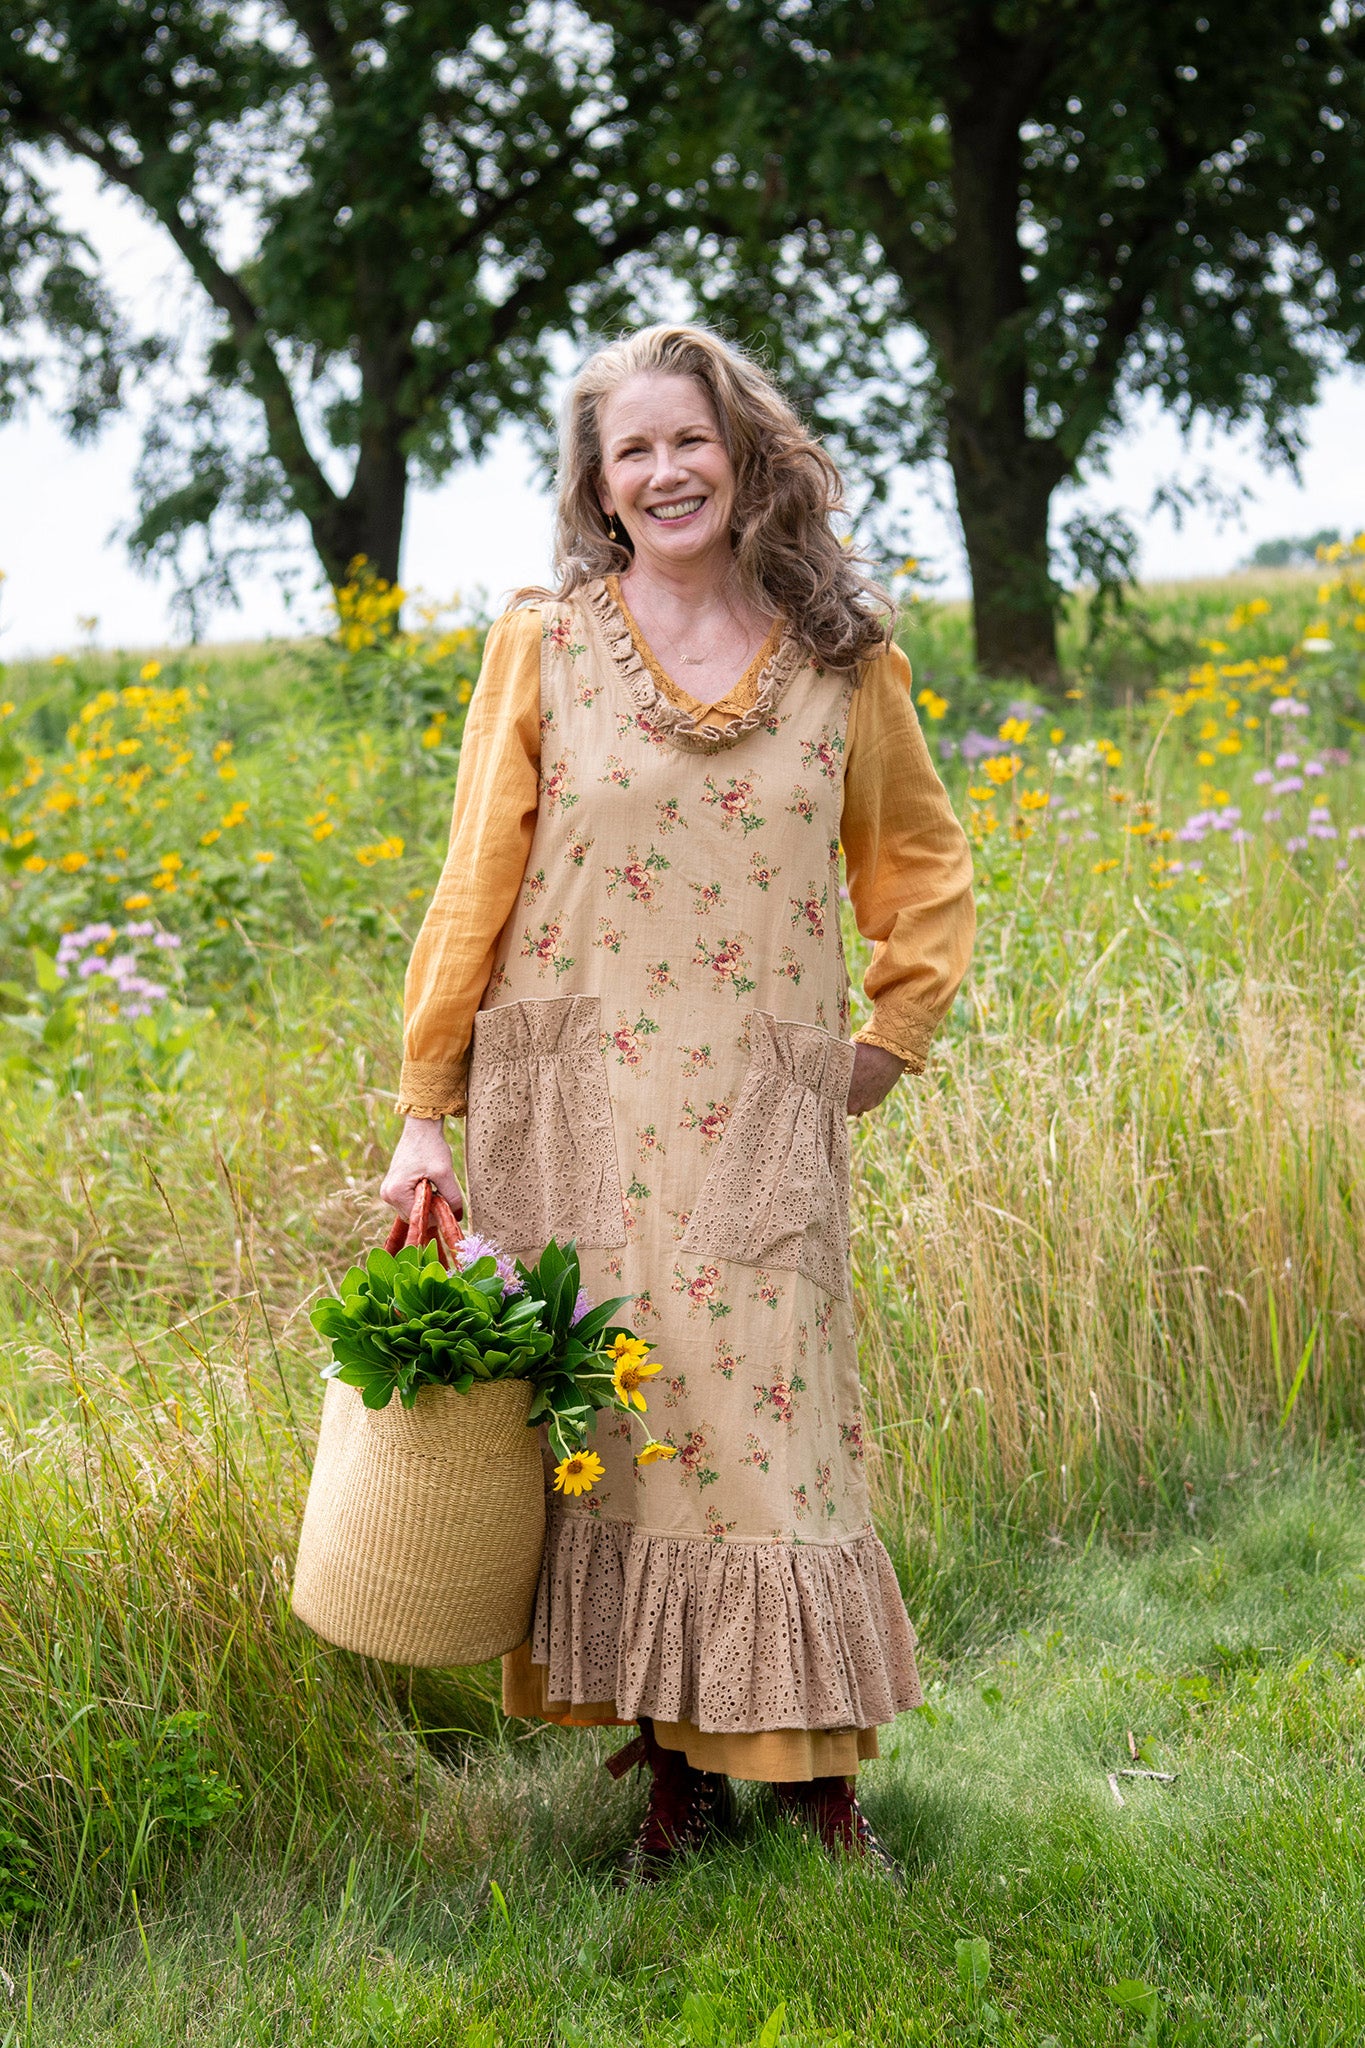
{"left": 645, "top": 497, "right": 706, "bottom": 524}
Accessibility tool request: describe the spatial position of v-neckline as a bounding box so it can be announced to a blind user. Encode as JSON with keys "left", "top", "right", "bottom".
{"left": 606, "top": 576, "right": 783, "bottom": 730}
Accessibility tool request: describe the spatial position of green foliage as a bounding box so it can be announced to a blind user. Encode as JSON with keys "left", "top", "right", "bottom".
{"left": 518, "top": 1237, "right": 633, "bottom": 1462}
{"left": 678, "top": 0, "right": 1365, "bottom": 675}
{"left": 0, "top": 1823, "right": 43, "bottom": 1928}
{"left": 311, "top": 1241, "right": 556, "bottom": 1410}
{"left": 311, "top": 1236, "right": 641, "bottom": 1466}
{"left": 0, "top": 1, "right": 707, "bottom": 612}
{"left": 109, "top": 1710, "right": 241, "bottom": 1853}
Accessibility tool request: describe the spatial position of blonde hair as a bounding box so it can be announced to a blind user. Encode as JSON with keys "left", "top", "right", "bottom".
{"left": 530, "top": 323, "right": 894, "bottom": 672}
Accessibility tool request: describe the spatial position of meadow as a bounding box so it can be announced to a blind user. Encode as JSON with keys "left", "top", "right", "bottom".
{"left": 0, "top": 547, "right": 1363, "bottom": 2044}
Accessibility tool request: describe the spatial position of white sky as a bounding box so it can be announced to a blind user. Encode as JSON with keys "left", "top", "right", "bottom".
{"left": 2, "top": 164, "right": 1363, "bottom": 660}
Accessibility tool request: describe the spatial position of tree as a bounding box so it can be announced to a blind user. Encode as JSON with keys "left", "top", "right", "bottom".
{"left": 0, "top": 1, "right": 702, "bottom": 621}
{"left": 682, "top": 0, "right": 1365, "bottom": 687}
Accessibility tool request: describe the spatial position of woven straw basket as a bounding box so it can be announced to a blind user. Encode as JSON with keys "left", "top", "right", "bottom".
{"left": 291, "top": 1373, "right": 545, "bottom": 1667}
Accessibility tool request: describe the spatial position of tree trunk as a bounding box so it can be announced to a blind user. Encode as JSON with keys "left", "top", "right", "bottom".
{"left": 310, "top": 451, "right": 408, "bottom": 596}
{"left": 936, "top": 29, "right": 1070, "bottom": 692}
{"left": 948, "top": 424, "right": 1063, "bottom": 691}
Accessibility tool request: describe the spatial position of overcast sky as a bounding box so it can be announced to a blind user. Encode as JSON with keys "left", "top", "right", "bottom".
{"left": 2, "top": 163, "right": 1363, "bottom": 661}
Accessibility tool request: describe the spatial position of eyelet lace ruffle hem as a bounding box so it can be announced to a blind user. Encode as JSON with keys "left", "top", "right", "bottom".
{"left": 529, "top": 1508, "right": 923, "bottom": 1732}
{"left": 583, "top": 578, "right": 810, "bottom": 755}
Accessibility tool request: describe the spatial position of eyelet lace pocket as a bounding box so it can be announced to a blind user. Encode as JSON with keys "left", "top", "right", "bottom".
{"left": 467, "top": 995, "right": 627, "bottom": 1250}
{"left": 678, "top": 1010, "right": 854, "bottom": 1297}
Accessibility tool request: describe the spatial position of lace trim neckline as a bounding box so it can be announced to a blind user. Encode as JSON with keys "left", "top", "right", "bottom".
{"left": 584, "top": 576, "right": 805, "bottom": 753}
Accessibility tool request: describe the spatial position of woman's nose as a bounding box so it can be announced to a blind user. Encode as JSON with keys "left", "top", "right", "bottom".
{"left": 648, "top": 443, "right": 687, "bottom": 488}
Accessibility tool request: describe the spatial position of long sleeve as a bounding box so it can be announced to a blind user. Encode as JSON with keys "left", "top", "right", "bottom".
{"left": 842, "top": 642, "right": 975, "bottom": 1072}
{"left": 397, "top": 607, "right": 542, "bottom": 1117}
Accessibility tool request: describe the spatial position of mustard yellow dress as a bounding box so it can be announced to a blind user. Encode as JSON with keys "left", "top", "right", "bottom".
{"left": 399, "top": 579, "right": 974, "bottom": 1781}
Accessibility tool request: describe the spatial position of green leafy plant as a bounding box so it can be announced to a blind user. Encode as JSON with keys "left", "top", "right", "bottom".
{"left": 108, "top": 1711, "right": 241, "bottom": 1853}
{"left": 311, "top": 1236, "right": 675, "bottom": 1490}
{"left": 0, "top": 1823, "right": 43, "bottom": 1927}
{"left": 311, "top": 1243, "right": 554, "bottom": 1410}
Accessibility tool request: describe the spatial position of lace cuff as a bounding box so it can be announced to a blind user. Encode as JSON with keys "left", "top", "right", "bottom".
{"left": 852, "top": 998, "right": 938, "bottom": 1075}
{"left": 397, "top": 1055, "right": 468, "bottom": 1119}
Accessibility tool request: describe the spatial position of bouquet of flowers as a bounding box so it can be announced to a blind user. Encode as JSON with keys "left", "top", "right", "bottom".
{"left": 310, "top": 1218, "right": 675, "bottom": 1496}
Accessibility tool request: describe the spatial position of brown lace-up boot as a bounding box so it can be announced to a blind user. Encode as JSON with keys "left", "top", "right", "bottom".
{"left": 774, "top": 1774, "right": 903, "bottom": 1883}
{"left": 609, "top": 1718, "right": 736, "bottom": 1884}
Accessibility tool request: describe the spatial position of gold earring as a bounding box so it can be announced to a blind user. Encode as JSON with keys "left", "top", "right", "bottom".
{"left": 606, "top": 511, "right": 624, "bottom": 545}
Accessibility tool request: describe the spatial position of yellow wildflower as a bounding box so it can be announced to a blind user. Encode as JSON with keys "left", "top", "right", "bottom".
{"left": 124, "top": 893, "right": 152, "bottom": 910}
{"left": 997, "top": 716, "right": 1031, "bottom": 745}
{"left": 916, "top": 688, "right": 948, "bottom": 721}
{"left": 1018, "top": 789, "right": 1050, "bottom": 812}
{"left": 355, "top": 836, "right": 405, "bottom": 866}
{"left": 57, "top": 850, "right": 89, "bottom": 872}
{"left": 253, "top": 850, "right": 276, "bottom": 865}
{"left": 612, "top": 1341, "right": 662, "bottom": 1412}
{"left": 1091, "top": 858, "right": 1120, "bottom": 875}
{"left": 21, "top": 854, "right": 47, "bottom": 873}
{"left": 1049, "top": 726, "right": 1064, "bottom": 743}
{"left": 140, "top": 659, "right": 162, "bottom": 682}
{"left": 200, "top": 828, "right": 222, "bottom": 845}
{"left": 637, "top": 1441, "right": 678, "bottom": 1467}
{"left": 553, "top": 1450, "right": 605, "bottom": 1497}
{"left": 983, "top": 753, "right": 1021, "bottom": 786}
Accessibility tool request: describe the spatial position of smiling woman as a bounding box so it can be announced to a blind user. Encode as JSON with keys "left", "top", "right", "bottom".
{"left": 380, "top": 323, "right": 976, "bottom": 1884}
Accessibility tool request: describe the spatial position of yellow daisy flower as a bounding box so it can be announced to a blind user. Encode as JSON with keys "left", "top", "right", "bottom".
{"left": 612, "top": 1346, "right": 662, "bottom": 1412}
{"left": 553, "top": 1450, "right": 604, "bottom": 1497}
{"left": 636, "top": 1441, "right": 677, "bottom": 1467}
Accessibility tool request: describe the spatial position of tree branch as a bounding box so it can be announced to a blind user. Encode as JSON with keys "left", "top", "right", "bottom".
{"left": 48, "top": 119, "right": 340, "bottom": 535}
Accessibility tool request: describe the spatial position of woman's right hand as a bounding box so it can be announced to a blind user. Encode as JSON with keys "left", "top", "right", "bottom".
{"left": 380, "top": 1116, "right": 465, "bottom": 1221}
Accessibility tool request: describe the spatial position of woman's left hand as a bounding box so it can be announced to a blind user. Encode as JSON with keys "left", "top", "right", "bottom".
{"left": 846, "top": 1042, "right": 906, "bottom": 1117}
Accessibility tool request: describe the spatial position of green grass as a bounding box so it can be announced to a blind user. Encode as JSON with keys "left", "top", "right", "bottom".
{"left": 1, "top": 555, "right": 1364, "bottom": 2041}
{"left": 7, "top": 1460, "right": 1365, "bottom": 2046}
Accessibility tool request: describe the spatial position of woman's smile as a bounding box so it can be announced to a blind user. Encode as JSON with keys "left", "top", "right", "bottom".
{"left": 645, "top": 495, "right": 707, "bottom": 523}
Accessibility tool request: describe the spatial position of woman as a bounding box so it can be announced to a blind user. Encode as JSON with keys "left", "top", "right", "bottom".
{"left": 382, "top": 324, "right": 974, "bottom": 1880}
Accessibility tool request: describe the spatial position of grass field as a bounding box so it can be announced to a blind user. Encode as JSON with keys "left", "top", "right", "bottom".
{"left": 1, "top": 550, "right": 1363, "bottom": 2043}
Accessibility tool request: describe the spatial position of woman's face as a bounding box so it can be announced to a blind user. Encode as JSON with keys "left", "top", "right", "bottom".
{"left": 596, "top": 372, "right": 736, "bottom": 575}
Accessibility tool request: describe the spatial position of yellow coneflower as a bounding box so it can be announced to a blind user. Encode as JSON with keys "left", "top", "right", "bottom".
{"left": 618, "top": 1343, "right": 663, "bottom": 1409}
{"left": 553, "top": 1450, "right": 604, "bottom": 1496}
{"left": 636, "top": 1441, "right": 677, "bottom": 1467}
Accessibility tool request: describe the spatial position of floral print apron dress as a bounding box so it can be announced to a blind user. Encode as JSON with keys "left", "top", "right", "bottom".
{"left": 465, "top": 581, "right": 922, "bottom": 1735}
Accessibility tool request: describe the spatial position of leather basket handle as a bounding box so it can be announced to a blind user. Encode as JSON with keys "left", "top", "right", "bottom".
{"left": 384, "top": 1178, "right": 464, "bottom": 1263}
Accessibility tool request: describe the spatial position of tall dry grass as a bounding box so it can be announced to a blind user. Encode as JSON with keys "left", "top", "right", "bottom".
{"left": 855, "top": 960, "right": 1364, "bottom": 1552}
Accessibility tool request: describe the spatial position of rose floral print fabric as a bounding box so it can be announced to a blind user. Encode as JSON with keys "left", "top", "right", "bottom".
{"left": 465, "top": 583, "right": 924, "bottom": 1734}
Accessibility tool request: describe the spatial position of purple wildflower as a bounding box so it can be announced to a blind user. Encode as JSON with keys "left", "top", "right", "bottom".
{"left": 572, "top": 1286, "right": 594, "bottom": 1325}
{"left": 1349, "top": 826, "right": 1365, "bottom": 843}
{"left": 1321, "top": 748, "right": 1351, "bottom": 767}
{"left": 1269, "top": 698, "right": 1311, "bottom": 719}
{"left": 1272, "top": 776, "right": 1304, "bottom": 795}
{"left": 454, "top": 1231, "right": 523, "bottom": 1294}
{"left": 961, "top": 730, "right": 1008, "bottom": 761}
{"left": 1263, "top": 807, "right": 1282, "bottom": 822}
{"left": 1286, "top": 836, "right": 1308, "bottom": 852}
{"left": 1252, "top": 769, "right": 1274, "bottom": 786}
{"left": 1305, "top": 760, "right": 1325, "bottom": 777}
{"left": 152, "top": 930, "right": 182, "bottom": 950}
{"left": 122, "top": 920, "right": 156, "bottom": 939}
{"left": 1274, "top": 752, "right": 1300, "bottom": 770}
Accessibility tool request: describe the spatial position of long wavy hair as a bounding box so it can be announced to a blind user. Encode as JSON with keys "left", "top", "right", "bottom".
{"left": 528, "top": 323, "right": 894, "bottom": 672}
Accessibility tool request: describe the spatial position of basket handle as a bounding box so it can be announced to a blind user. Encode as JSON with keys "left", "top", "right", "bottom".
{"left": 384, "top": 1178, "right": 464, "bottom": 1263}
